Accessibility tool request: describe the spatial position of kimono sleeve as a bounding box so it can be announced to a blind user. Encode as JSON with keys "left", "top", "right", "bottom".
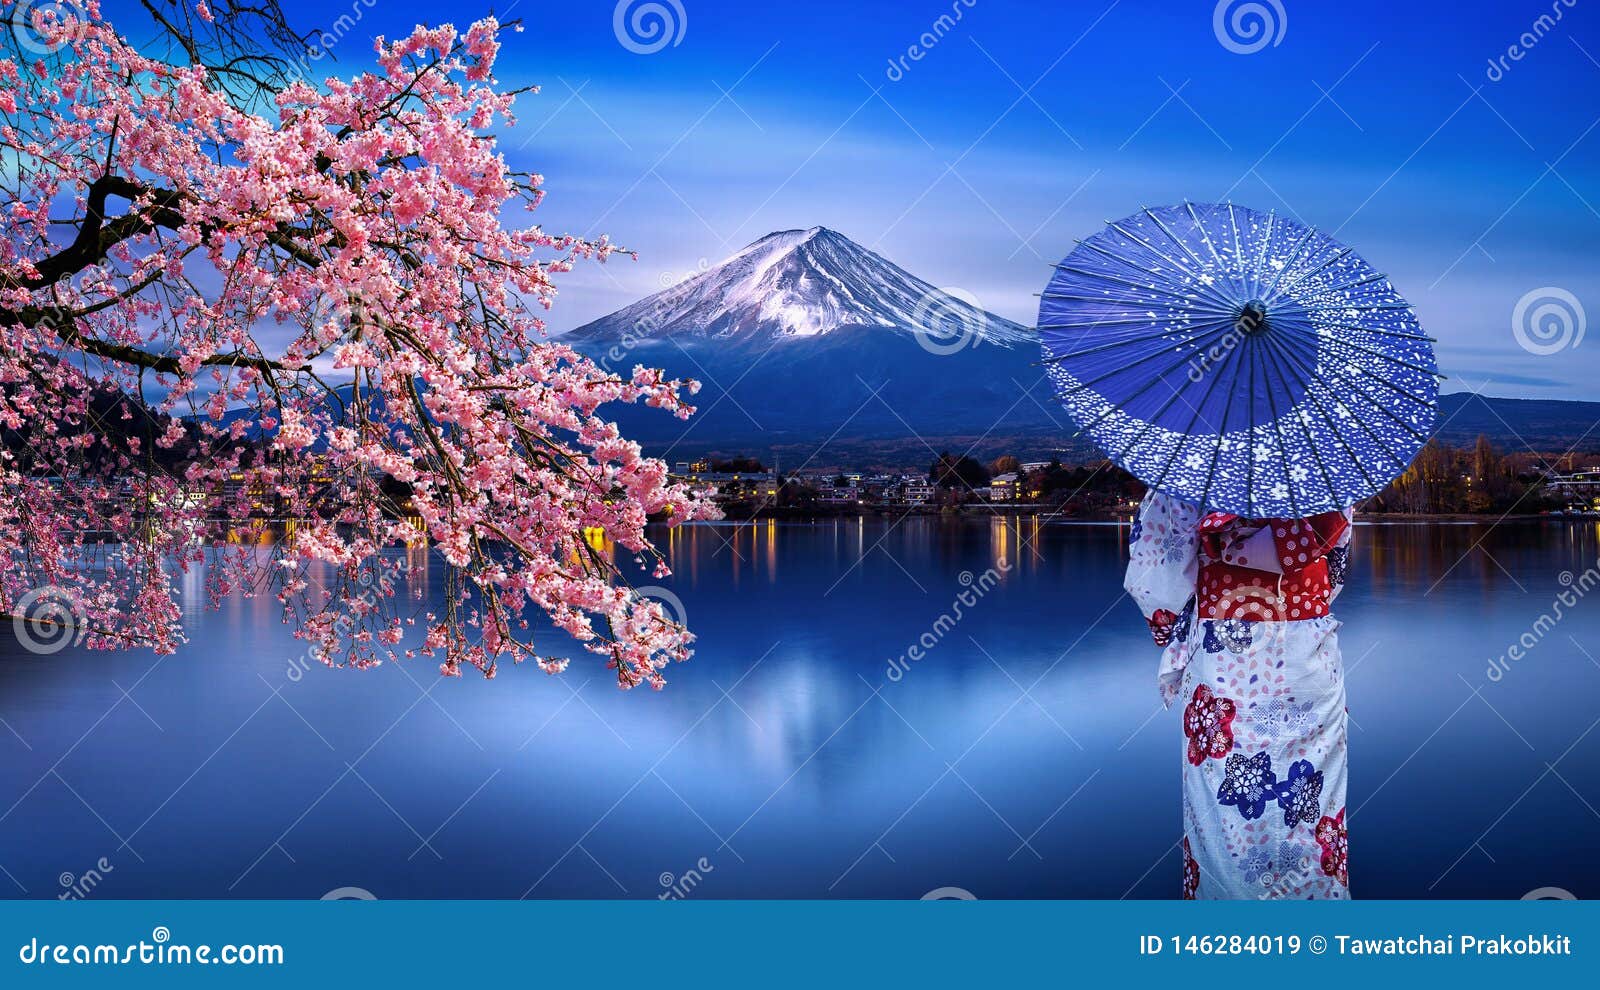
{"left": 1124, "top": 490, "right": 1201, "bottom": 620}
{"left": 1326, "top": 508, "right": 1355, "bottom": 602}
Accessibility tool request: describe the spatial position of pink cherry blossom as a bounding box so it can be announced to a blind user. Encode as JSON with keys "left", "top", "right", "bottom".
{"left": 0, "top": 3, "right": 716, "bottom": 688}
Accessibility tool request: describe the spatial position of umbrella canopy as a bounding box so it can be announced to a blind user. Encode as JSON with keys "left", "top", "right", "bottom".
{"left": 1039, "top": 202, "right": 1439, "bottom": 518}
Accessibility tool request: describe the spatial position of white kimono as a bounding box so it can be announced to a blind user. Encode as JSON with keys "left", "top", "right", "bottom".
{"left": 1125, "top": 491, "right": 1352, "bottom": 900}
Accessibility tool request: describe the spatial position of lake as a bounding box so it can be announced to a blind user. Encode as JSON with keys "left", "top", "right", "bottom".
{"left": 2, "top": 516, "right": 1598, "bottom": 900}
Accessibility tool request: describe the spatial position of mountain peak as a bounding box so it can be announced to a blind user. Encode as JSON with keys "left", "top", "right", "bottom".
{"left": 734, "top": 225, "right": 843, "bottom": 260}
{"left": 568, "top": 227, "right": 1028, "bottom": 346}
{"left": 757, "top": 225, "right": 833, "bottom": 241}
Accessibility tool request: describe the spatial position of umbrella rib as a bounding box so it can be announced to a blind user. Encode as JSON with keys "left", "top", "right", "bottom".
{"left": 1255, "top": 334, "right": 1332, "bottom": 513}
{"left": 1258, "top": 330, "right": 1385, "bottom": 496}
{"left": 1258, "top": 330, "right": 1410, "bottom": 485}
{"left": 1260, "top": 321, "right": 1442, "bottom": 400}
{"left": 1302, "top": 318, "right": 1434, "bottom": 343}
{"left": 1197, "top": 326, "right": 1255, "bottom": 511}
{"left": 1268, "top": 344, "right": 1343, "bottom": 510}
{"left": 1322, "top": 302, "right": 1422, "bottom": 313}
{"left": 1251, "top": 209, "right": 1278, "bottom": 301}
{"left": 1331, "top": 355, "right": 1439, "bottom": 420}
{"left": 1075, "top": 236, "right": 1237, "bottom": 313}
{"left": 1227, "top": 204, "right": 1247, "bottom": 285}
{"left": 1262, "top": 225, "right": 1320, "bottom": 300}
{"left": 1184, "top": 201, "right": 1249, "bottom": 303}
{"left": 1069, "top": 320, "right": 1238, "bottom": 439}
{"left": 1304, "top": 270, "right": 1390, "bottom": 296}
{"left": 1105, "top": 222, "right": 1241, "bottom": 310}
{"left": 1039, "top": 291, "right": 1207, "bottom": 308}
{"left": 1342, "top": 378, "right": 1434, "bottom": 444}
{"left": 1038, "top": 315, "right": 1230, "bottom": 332}
{"left": 1108, "top": 221, "right": 1209, "bottom": 281}
{"left": 1040, "top": 318, "right": 1238, "bottom": 364}
{"left": 1071, "top": 366, "right": 1187, "bottom": 440}
{"left": 1319, "top": 335, "right": 1445, "bottom": 380}
{"left": 1271, "top": 334, "right": 1433, "bottom": 445}
{"left": 1271, "top": 246, "right": 1354, "bottom": 299}
{"left": 1148, "top": 346, "right": 1235, "bottom": 495}
{"left": 1251, "top": 333, "right": 1302, "bottom": 517}
{"left": 1057, "top": 320, "right": 1240, "bottom": 395}
{"left": 1108, "top": 372, "right": 1205, "bottom": 465}
{"left": 1141, "top": 207, "right": 1212, "bottom": 271}
{"left": 1245, "top": 333, "right": 1257, "bottom": 515}
{"left": 1049, "top": 262, "right": 1234, "bottom": 313}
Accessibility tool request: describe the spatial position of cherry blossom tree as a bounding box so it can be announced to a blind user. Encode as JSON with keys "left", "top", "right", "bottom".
{"left": 0, "top": 1, "right": 715, "bottom": 687}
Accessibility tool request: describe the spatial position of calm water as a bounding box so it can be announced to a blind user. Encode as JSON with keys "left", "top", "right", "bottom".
{"left": 2, "top": 517, "right": 1598, "bottom": 900}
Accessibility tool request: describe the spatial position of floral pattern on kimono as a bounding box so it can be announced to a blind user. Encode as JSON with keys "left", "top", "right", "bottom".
{"left": 1181, "top": 837, "right": 1200, "bottom": 900}
{"left": 1126, "top": 491, "right": 1354, "bottom": 900}
{"left": 1183, "top": 685, "right": 1236, "bottom": 765}
{"left": 1217, "top": 751, "right": 1278, "bottom": 820}
{"left": 1316, "top": 809, "right": 1349, "bottom": 886}
{"left": 1276, "top": 760, "right": 1324, "bottom": 828}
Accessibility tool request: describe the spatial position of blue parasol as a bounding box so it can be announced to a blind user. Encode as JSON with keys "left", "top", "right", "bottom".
{"left": 1038, "top": 202, "right": 1439, "bottom": 518}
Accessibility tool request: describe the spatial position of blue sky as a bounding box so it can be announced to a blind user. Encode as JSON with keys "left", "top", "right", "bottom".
{"left": 115, "top": 0, "right": 1599, "bottom": 399}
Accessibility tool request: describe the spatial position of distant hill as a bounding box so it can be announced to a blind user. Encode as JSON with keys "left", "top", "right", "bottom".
{"left": 1429, "top": 393, "right": 1600, "bottom": 451}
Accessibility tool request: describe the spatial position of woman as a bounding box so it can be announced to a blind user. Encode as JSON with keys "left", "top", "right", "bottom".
{"left": 1125, "top": 490, "right": 1353, "bottom": 900}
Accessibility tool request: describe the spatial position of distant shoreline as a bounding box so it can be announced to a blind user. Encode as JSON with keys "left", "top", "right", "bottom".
{"left": 694, "top": 507, "right": 1576, "bottom": 524}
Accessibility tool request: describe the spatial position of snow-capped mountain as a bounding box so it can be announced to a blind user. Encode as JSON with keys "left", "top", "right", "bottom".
{"left": 565, "top": 227, "right": 1059, "bottom": 457}
{"left": 567, "top": 227, "right": 1032, "bottom": 347}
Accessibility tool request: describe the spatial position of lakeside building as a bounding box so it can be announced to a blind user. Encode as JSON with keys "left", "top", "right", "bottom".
{"left": 901, "top": 481, "right": 935, "bottom": 505}
{"left": 1546, "top": 467, "right": 1600, "bottom": 512}
{"left": 672, "top": 469, "right": 780, "bottom": 502}
{"left": 669, "top": 468, "right": 945, "bottom": 509}
{"left": 668, "top": 465, "right": 1138, "bottom": 511}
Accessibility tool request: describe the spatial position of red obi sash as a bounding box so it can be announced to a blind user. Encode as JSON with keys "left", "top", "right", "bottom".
{"left": 1194, "top": 511, "right": 1348, "bottom": 621}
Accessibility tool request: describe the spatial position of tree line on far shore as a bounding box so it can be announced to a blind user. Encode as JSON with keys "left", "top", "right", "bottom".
{"left": 707, "top": 435, "right": 1588, "bottom": 516}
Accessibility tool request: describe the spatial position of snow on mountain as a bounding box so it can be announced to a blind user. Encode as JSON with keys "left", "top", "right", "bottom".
{"left": 559, "top": 228, "right": 1058, "bottom": 455}
{"left": 566, "top": 226, "right": 1031, "bottom": 347}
